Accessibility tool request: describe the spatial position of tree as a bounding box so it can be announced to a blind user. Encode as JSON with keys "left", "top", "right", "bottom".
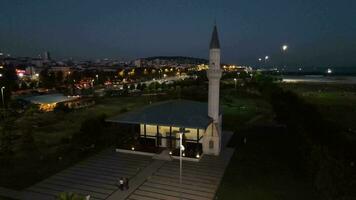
{"left": 54, "top": 103, "right": 70, "bottom": 113}
{"left": 57, "top": 192, "right": 85, "bottom": 200}
{"left": 39, "top": 68, "right": 55, "bottom": 88}
{"left": 130, "top": 83, "right": 136, "bottom": 90}
{"left": 0, "top": 119, "right": 16, "bottom": 156}
{"left": 0, "top": 65, "right": 17, "bottom": 107}
{"left": 136, "top": 83, "right": 142, "bottom": 90}
{"left": 55, "top": 71, "right": 64, "bottom": 86}
{"left": 123, "top": 84, "right": 129, "bottom": 94}
{"left": 73, "top": 115, "right": 106, "bottom": 147}
{"left": 161, "top": 82, "right": 167, "bottom": 91}
{"left": 148, "top": 82, "right": 156, "bottom": 92}
{"left": 141, "top": 83, "right": 147, "bottom": 91}
{"left": 20, "top": 126, "right": 37, "bottom": 153}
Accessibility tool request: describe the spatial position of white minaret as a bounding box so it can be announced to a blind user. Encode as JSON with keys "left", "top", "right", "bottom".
{"left": 204, "top": 25, "right": 222, "bottom": 156}
{"left": 207, "top": 25, "right": 222, "bottom": 123}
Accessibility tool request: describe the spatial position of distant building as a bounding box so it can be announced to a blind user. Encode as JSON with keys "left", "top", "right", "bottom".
{"left": 31, "top": 58, "right": 44, "bottom": 67}
{"left": 23, "top": 93, "right": 95, "bottom": 112}
{"left": 43, "top": 51, "right": 51, "bottom": 61}
{"left": 134, "top": 59, "right": 142, "bottom": 68}
{"left": 50, "top": 66, "right": 71, "bottom": 76}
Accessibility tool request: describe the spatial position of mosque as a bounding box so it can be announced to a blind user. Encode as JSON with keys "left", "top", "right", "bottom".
{"left": 107, "top": 25, "right": 223, "bottom": 156}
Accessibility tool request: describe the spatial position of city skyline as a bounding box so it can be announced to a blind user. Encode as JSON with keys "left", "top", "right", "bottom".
{"left": 1, "top": 0, "right": 356, "bottom": 67}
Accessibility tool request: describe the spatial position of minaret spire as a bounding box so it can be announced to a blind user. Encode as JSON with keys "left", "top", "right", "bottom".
{"left": 210, "top": 25, "right": 220, "bottom": 49}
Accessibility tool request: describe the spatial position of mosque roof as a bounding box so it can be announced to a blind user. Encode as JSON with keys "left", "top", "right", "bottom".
{"left": 107, "top": 100, "right": 212, "bottom": 129}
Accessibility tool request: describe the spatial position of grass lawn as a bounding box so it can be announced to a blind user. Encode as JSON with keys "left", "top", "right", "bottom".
{"left": 282, "top": 83, "right": 356, "bottom": 131}
{"left": 0, "top": 95, "right": 156, "bottom": 189}
{"left": 220, "top": 91, "right": 273, "bottom": 131}
{"left": 15, "top": 96, "right": 154, "bottom": 150}
{"left": 216, "top": 125, "right": 317, "bottom": 200}
{"left": 217, "top": 89, "right": 318, "bottom": 199}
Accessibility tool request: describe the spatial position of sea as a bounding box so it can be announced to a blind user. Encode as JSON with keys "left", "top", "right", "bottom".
{"left": 258, "top": 66, "right": 356, "bottom": 84}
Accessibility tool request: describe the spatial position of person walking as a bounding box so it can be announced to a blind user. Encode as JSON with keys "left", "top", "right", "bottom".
{"left": 124, "top": 177, "right": 129, "bottom": 190}
{"left": 118, "top": 177, "right": 124, "bottom": 191}
{"left": 243, "top": 136, "right": 247, "bottom": 144}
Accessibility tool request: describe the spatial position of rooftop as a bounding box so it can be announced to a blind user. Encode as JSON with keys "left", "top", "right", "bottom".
{"left": 23, "top": 94, "right": 79, "bottom": 104}
{"left": 107, "top": 100, "right": 212, "bottom": 129}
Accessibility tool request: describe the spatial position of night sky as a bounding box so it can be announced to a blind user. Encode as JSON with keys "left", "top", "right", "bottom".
{"left": 1, "top": 0, "right": 356, "bottom": 67}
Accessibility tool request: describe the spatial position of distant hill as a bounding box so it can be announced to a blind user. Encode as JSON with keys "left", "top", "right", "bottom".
{"left": 144, "top": 56, "right": 208, "bottom": 64}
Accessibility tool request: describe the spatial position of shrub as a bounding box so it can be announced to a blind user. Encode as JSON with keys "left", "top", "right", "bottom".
{"left": 72, "top": 114, "right": 106, "bottom": 147}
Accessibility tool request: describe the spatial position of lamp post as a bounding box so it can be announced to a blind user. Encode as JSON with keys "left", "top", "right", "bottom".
{"left": 1, "top": 86, "right": 5, "bottom": 118}
{"left": 233, "top": 78, "right": 237, "bottom": 89}
{"left": 282, "top": 45, "right": 288, "bottom": 52}
{"left": 264, "top": 56, "right": 269, "bottom": 68}
{"left": 265, "top": 56, "right": 269, "bottom": 62}
{"left": 281, "top": 44, "right": 288, "bottom": 69}
{"left": 173, "top": 127, "right": 190, "bottom": 199}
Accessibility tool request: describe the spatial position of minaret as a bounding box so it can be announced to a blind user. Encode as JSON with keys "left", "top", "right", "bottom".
{"left": 204, "top": 25, "right": 222, "bottom": 156}
{"left": 207, "top": 25, "right": 222, "bottom": 123}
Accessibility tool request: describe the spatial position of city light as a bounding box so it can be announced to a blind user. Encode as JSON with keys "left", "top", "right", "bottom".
{"left": 265, "top": 56, "right": 269, "bottom": 60}
{"left": 0, "top": 74, "right": 2, "bottom": 77}
{"left": 282, "top": 45, "right": 288, "bottom": 51}
{"left": 258, "top": 58, "right": 262, "bottom": 62}
{"left": 327, "top": 68, "right": 333, "bottom": 74}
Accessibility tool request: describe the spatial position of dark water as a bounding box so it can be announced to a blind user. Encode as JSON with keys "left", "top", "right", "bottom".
{"left": 282, "top": 75, "right": 356, "bottom": 84}
{"left": 282, "top": 66, "right": 356, "bottom": 75}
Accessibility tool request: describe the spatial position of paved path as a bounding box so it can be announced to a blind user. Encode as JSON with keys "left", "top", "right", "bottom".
{"left": 107, "top": 160, "right": 165, "bottom": 200}
{"left": 124, "top": 149, "right": 234, "bottom": 200}
{"left": 22, "top": 150, "right": 152, "bottom": 200}
{"left": 19, "top": 132, "right": 234, "bottom": 200}
{"left": 122, "top": 131, "right": 234, "bottom": 200}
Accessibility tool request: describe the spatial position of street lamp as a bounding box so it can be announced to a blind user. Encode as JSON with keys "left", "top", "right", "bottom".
{"left": 264, "top": 56, "right": 270, "bottom": 68}
{"left": 233, "top": 78, "right": 237, "bottom": 89}
{"left": 173, "top": 127, "right": 190, "bottom": 200}
{"left": 327, "top": 68, "right": 333, "bottom": 74}
{"left": 1, "top": 86, "right": 5, "bottom": 118}
{"left": 282, "top": 45, "right": 288, "bottom": 52}
{"left": 281, "top": 44, "right": 288, "bottom": 68}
